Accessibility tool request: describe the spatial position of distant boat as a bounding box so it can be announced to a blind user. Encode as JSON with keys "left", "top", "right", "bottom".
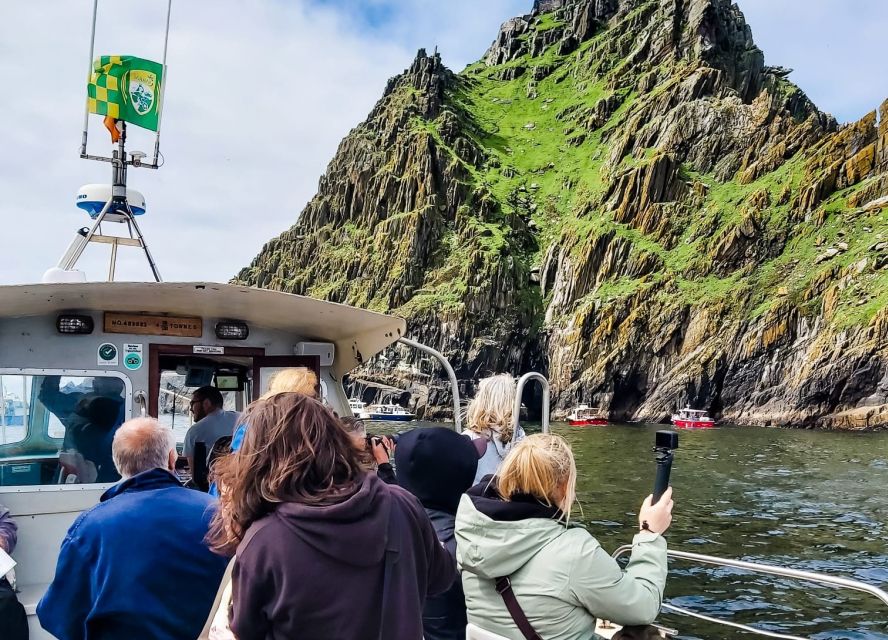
{"left": 671, "top": 407, "right": 715, "bottom": 429}
{"left": 348, "top": 398, "right": 371, "bottom": 420}
{"left": 367, "top": 403, "right": 414, "bottom": 422}
{"left": 567, "top": 404, "right": 608, "bottom": 426}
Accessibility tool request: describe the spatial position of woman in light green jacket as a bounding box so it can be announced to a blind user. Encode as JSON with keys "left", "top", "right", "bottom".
{"left": 455, "top": 434, "right": 674, "bottom": 640}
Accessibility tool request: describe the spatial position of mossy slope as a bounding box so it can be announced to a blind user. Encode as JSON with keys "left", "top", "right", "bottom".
{"left": 238, "top": 0, "right": 888, "bottom": 428}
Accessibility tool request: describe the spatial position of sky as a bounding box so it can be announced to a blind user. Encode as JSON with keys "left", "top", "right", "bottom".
{"left": 0, "top": 0, "right": 885, "bottom": 286}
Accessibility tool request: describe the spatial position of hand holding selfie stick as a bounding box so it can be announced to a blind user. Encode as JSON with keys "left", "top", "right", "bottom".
{"left": 652, "top": 430, "right": 678, "bottom": 505}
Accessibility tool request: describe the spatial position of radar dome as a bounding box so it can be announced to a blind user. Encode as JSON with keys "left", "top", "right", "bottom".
{"left": 75, "top": 184, "right": 146, "bottom": 218}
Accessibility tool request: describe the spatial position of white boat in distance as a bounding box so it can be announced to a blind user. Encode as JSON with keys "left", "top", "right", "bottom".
{"left": 348, "top": 398, "right": 371, "bottom": 420}
{"left": 367, "top": 403, "right": 414, "bottom": 422}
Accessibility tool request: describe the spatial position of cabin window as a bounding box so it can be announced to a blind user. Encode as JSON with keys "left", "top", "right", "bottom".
{"left": 0, "top": 371, "right": 131, "bottom": 487}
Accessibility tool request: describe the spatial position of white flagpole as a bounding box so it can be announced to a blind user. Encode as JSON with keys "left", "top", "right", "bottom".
{"left": 152, "top": 0, "right": 173, "bottom": 166}
{"left": 80, "top": 0, "right": 100, "bottom": 157}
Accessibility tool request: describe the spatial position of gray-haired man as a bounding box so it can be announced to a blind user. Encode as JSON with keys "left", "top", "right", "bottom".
{"left": 37, "top": 418, "right": 228, "bottom": 640}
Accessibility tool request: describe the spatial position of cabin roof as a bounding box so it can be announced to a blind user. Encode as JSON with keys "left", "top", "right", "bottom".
{"left": 0, "top": 282, "right": 406, "bottom": 376}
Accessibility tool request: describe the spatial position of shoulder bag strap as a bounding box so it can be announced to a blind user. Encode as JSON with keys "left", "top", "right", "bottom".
{"left": 495, "top": 576, "right": 544, "bottom": 640}
{"left": 377, "top": 503, "right": 399, "bottom": 640}
{"left": 197, "top": 556, "right": 236, "bottom": 640}
{"left": 197, "top": 518, "right": 274, "bottom": 639}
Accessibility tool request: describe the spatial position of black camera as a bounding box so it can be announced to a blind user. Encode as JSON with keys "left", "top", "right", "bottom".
{"left": 655, "top": 430, "right": 679, "bottom": 451}
{"left": 652, "top": 430, "right": 678, "bottom": 504}
{"left": 365, "top": 432, "right": 402, "bottom": 454}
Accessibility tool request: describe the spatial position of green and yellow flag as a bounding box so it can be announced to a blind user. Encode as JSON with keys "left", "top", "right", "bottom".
{"left": 87, "top": 55, "right": 164, "bottom": 135}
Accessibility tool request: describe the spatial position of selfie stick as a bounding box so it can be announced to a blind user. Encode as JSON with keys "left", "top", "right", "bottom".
{"left": 652, "top": 431, "right": 678, "bottom": 505}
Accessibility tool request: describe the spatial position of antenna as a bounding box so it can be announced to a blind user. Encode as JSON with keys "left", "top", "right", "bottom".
{"left": 54, "top": 0, "right": 173, "bottom": 283}
{"left": 58, "top": 122, "right": 162, "bottom": 281}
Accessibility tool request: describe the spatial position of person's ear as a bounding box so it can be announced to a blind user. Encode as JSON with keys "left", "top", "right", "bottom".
{"left": 167, "top": 448, "right": 177, "bottom": 472}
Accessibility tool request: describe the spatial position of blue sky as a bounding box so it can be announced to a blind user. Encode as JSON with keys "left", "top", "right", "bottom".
{"left": 0, "top": 0, "right": 884, "bottom": 285}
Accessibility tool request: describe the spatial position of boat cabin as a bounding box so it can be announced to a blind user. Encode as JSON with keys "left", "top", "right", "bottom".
{"left": 0, "top": 281, "right": 406, "bottom": 638}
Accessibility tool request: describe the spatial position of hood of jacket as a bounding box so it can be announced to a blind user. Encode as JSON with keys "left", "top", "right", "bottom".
{"left": 271, "top": 471, "right": 394, "bottom": 568}
{"left": 455, "top": 476, "right": 566, "bottom": 580}
{"left": 395, "top": 426, "right": 478, "bottom": 514}
{"left": 100, "top": 467, "right": 181, "bottom": 502}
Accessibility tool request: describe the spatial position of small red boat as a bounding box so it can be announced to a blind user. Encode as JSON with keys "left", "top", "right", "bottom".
{"left": 567, "top": 405, "right": 609, "bottom": 426}
{"left": 671, "top": 407, "right": 715, "bottom": 429}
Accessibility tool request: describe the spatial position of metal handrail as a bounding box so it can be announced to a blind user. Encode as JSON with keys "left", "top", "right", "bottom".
{"left": 513, "top": 372, "right": 550, "bottom": 434}
{"left": 133, "top": 390, "right": 148, "bottom": 417}
{"left": 612, "top": 545, "right": 888, "bottom": 637}
{"left": 397, "top": 338, "right": 461, "bottom": 431}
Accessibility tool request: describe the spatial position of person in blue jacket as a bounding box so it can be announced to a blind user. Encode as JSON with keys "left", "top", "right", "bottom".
{"left": 37, "top": 417, "right": 228, "bottom": 640}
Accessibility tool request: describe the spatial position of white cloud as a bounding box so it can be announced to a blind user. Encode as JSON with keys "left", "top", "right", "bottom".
{"left": 0, "top": 0, "right": 524, "bottom": 285}
{"left": 0, "top": 0, "right": 883, "bottom": 285}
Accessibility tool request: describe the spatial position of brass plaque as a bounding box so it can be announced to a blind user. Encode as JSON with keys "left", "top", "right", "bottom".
{"left": 104, "top": 312, "right": 203, "bottom": 337}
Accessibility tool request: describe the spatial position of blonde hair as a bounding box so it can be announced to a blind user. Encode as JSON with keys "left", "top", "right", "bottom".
{"left": 497, "top": 434, "right": 577, "bottom": 522}
{"left": 261, "top": 367, "right": 318, "bottom": 400}
{"left": 465, "top": 374, "right": 517, "bottom": 443}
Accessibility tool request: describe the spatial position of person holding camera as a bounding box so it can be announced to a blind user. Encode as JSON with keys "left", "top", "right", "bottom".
{"left": 340, "top": 417, "right": 397, "bottom": 484}
{"left": 456, "top": 434, "right": 673, "bottom": 640}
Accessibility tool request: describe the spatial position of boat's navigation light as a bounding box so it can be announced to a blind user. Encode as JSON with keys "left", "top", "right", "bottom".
{"left": 215, "top": 320, "right": 249, "bottom": 341}
{"left": 57, "top": 314, "right": 95, "bottom": 335}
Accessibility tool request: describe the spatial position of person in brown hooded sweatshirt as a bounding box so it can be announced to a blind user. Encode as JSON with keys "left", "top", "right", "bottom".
{"left": 207, "top": 393, "right": 456, "bottom": 640}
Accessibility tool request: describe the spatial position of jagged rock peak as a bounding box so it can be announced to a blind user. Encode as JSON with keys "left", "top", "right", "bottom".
{"left": 378, "top": 48, "right": 454, "bottom": 119}
{"left": 533, "top": 0, "right": 567, "bottom": 12}
{"left": 488, "top": 0, "right": 767, "bottom": 100}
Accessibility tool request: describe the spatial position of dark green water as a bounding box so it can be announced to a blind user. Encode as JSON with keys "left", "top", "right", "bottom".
{"left": 377, "top": 420, "right": 888, "bottom": 639}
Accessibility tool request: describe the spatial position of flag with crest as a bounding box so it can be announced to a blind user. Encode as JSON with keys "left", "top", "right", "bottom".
{"left": 87, "top": 55, "right": 164, "bottom": 138}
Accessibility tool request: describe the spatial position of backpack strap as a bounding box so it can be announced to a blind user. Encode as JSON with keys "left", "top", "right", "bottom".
{"left": 471, "top": 435, "right": 489, "bottom": 458}
{"left": 495, "top": 576, "right": 544, "bottom": 640}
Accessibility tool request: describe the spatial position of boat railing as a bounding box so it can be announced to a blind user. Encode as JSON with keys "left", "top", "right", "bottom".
{"left": 397, "top": 337, "right": 461, "bottom": 431}
{"left": 513, "top": 372, "right": 550, "bottom": 434}
{"left": 611, "top": 546, "right": 888, "bottom": 640}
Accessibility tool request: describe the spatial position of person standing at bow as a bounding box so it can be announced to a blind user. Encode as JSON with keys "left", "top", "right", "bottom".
{"left": 463, "top": 374, "right": 526, "bottom": 484}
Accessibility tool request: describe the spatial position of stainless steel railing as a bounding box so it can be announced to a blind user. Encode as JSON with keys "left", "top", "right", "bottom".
{"left": 397, "top": 337, "right": 461, "bottom": 431}
{"left": 611, "top": 546, "right": 888, "bottom": 639}
{"left": 513, "top": 372, "right": 550, "bottom": 434}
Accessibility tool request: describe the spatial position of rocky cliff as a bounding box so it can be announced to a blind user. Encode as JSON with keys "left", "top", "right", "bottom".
{"left": 236, "top": 0, "right": 888, "bottom": 429}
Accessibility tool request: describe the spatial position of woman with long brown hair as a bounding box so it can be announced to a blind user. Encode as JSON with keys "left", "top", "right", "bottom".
{"left": 208, "top": 393, "right": 456, "bottom": 640}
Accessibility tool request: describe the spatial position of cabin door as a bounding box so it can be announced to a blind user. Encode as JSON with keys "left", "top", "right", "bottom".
{"left": 147, "top": 344, "right": 266, "bottom": 418}
{"left": 251, "top": 356, "right": 321, "bottom": 401}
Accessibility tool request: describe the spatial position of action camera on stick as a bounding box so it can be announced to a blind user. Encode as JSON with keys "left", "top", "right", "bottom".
{"left": 652, "top": 430, "right": 678, "bottom": 505}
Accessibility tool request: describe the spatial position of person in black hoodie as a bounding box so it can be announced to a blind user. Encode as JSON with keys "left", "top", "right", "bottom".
{"left": 69, "top": 396, "right": 123, "bottom": 483}
{"left": 207, "top": 393, "right": 456, "bottom": 640}
{"left": 395, "top": 426, "right": 479, "bottom": 640}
